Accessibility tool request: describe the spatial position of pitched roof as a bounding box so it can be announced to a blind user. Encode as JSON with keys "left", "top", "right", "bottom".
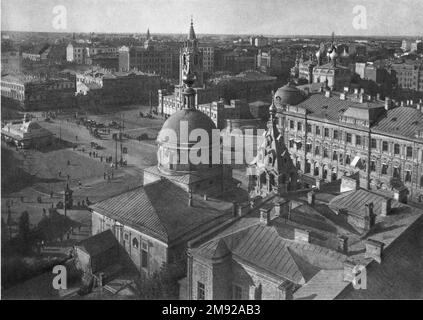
{"left": 76, "top": 229, "right": 118, "bottom": 257}
{"left": 90, "top": 179, "right": 232, "bottom": 243}
{"left": 371, "top": 106, "right": 423, "bottom": 140}
{"left": 329, "top": 189, "right": 404, "bottom": 217}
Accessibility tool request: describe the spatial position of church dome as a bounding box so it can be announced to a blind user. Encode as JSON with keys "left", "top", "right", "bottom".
{"left": 274, "top": 83, "right": 305, "bottom": 106}
{"left": 158, "top": 108, "right": 216, "bottom": 147}
{"left": 156, "top": 108, "right": 219, "bottom": 174}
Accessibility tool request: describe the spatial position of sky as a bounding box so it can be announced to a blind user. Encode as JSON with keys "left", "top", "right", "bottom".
{"left": 1, "top": 0, "right": 423, "bottom": 36}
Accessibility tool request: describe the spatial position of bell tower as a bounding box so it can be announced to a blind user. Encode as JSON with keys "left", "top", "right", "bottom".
{"left": 179, "top": 17, "right": 204, "bottom": 88}
{"left": 248, "top": 97, "right": 298, "bottom": 199}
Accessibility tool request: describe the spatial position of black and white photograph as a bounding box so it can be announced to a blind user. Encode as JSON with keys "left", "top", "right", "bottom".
{"left": 1, "top": 0, "right": 423, "bottom": 305}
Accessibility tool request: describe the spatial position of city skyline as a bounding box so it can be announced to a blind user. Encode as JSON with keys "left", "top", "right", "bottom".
{"left": 2, "top": 0, "right": 423, "bottom": 37}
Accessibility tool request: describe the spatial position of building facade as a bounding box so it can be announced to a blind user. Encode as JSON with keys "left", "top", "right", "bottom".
{"left": 1, "top": 74, "right": 76, "bottom": 111}
{"left": 274, "top": 84, "right": 423, "bottom": 202}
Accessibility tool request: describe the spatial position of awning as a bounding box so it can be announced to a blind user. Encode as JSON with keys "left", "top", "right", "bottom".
{"left": 351, "top": 156, "right": 361, "bottom": 168}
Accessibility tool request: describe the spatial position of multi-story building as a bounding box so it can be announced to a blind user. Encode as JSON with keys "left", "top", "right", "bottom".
{"left": 1, "top": 51, "right": 22, "bottom": 73}
{"left": 66, "top": 42, "right": 87, "bottom": 64}
{"left": 401, "top": 39, "right": 412, "bottom": 52}
{"left": 70, "top": 67, "right": 161, "bottom": 106}
{"left": 183, "top": 100, "right": 423, "bottom": 300}
{"left": 1, "top": 73, "right": 76, "bottom": 110}
{"left": 199, "top": 46, "right": 215, "bottom": 74}
{"left": 118, "top": 45, "right": 175, "bottom": 78}
{"left": 389, "top": 62, "right": 423, "bottom": 92}
{"left": 221, "top": 50, "right": 257, "bottom": 74}
{"left": 273, "top": 83, "right": 423, "bottom": 202}
{"left": 312, "top": 48, "right": 351, "bottom": 91}
{"left": 22, "top": 44, "right": 51, "bottom": 61}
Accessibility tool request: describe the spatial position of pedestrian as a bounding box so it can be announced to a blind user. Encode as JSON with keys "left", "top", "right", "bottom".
{"left": 100, "top": 156, "right": 103, "bottom": 162}
{"left": 89, "top": 152, "right": 92, "bottom": 157}
{"left": 75, "top": 135, "right": 78, "bottom": 141}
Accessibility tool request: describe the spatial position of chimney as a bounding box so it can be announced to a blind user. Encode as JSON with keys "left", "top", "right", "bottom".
{"left": 307, "top": 190, "right": 315, "bottom": 206}
{"left": 232, "top": 202, "right": 237, "bottom": 217}
{"left": 385, "top": 97, "right": 391, "bottom": 110}
{"left": 343, "top": 261, "right": 356, "bottom": 282}
{"left": 188, "top": 191, "right": 193, "bottom": 207}
{"left": 363, "top": 202, "right": 375, "bottom": 231}
{"left": 259, "top": 208, "right": 271, "bottom": 225}
{"left": 294, "top": 228, "right": 309, "bottom": 243}
{"left": 274, "top": 201, "right": 281, "bottom": 217}
{"left": 337, "top": 235, "right": 348, "bottom": 253}
{"left": 380, "top": 198, "right": 392, "bottom": 217}
{"left": 365, "top": 239, "right": 384, "bottom": 263}
{"left": 278, "top": 281, "right": 293, "bottom": 300}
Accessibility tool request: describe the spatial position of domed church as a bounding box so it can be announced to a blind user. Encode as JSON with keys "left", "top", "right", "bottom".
{"left": 89, "top": 21, "right": 241, "bottom": 277}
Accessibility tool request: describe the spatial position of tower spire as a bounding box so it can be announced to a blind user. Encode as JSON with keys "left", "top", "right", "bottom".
{"left": 188, "top": 16, "right": 196, "bottom": 40}
{"left": 146, "top": 28, "right": 150, "bottom": 40}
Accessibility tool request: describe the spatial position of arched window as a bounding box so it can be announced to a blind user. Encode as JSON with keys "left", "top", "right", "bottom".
{"left": 394, "top": 144, "right": 400, "bottom": 155}
{"left": 132, "top": 238, "right": 139, "bottom": 249}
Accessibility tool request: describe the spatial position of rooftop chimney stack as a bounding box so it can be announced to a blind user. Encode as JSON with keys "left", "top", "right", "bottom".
{"left": 260, "top": 208, "right": 271, "bottom": 225}
{"left": 385, "top": 97, "right": 391, "bottom": 110}
{"left": 294, "top": 228, "right": 310, "bottom": 243}
{"left": 380, "top": 198, "right": 392, "bottom": 217}
{"left": 363, "top": 202, "right": 375, "bottom": 231}
{"left": 307, "top": 190, "right": 315, "bottom": 206}
{"left": 365, "top": 239, "right": 384, "bottom": 263}
{"left": 338, "top": 235, "right": 348, "bottom": 253}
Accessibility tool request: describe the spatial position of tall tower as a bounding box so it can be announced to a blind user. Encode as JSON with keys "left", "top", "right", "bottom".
{"left": 179, "top": 18, "right": 204, "bottom": 88}
{"left": 146, "top": 28, "right": 151, "bottom": 40}
{"left": 248, "top": 97, "right": 298, "bottom": 198}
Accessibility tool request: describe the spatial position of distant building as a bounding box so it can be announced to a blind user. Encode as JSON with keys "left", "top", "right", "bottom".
{"left": 410, "top": 40, "right": 423, "bottom": 53}
{"left": 67, "top": 67, "right": 161, "bottom": 106}
{"left": 390, "top": 61, "right": 423, "bottom": 92}
{"left": 199, "top": 46, "right": 215, "bottom": 74}
{"left": 313, "top": 45, "right": 351, "bottom": 91}
{"left": 1, "top": 118, "right": 54, "bottom": 148}
{"left": 66, "top": 43, "right": 87, "bottom": 64}
{"left": 221, "top": 50, "right": 256, "bottom": 74}
{"left": 401, "top": 39, "right": 412, "bottom": 52}
{"left": 22, "top": 44, "right": 51, "bottom": 61}
{"left": 1, "top": 51, "right": 22, "bottom": 73}
{"left": 1, "top": 73, "right": 76, "bottom": 111}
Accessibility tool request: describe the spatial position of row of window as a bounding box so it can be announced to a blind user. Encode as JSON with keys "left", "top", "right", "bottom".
{"left": 130, "top": 236, "right": 149, "bottom": 269}
{"left": 288, "top": 120, "right": 416, "bottom": 158}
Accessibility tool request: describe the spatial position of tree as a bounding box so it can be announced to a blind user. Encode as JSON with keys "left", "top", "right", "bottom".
{"left": 18, "top": 211, "right": 31, "bottom": 251}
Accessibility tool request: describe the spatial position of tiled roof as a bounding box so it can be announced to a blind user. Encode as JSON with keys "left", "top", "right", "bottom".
{"left": 90, "top": 179, "right": 232, "bottom": 243}
{"left": 371, "top": 106, "right": 423, "bottom": 140}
